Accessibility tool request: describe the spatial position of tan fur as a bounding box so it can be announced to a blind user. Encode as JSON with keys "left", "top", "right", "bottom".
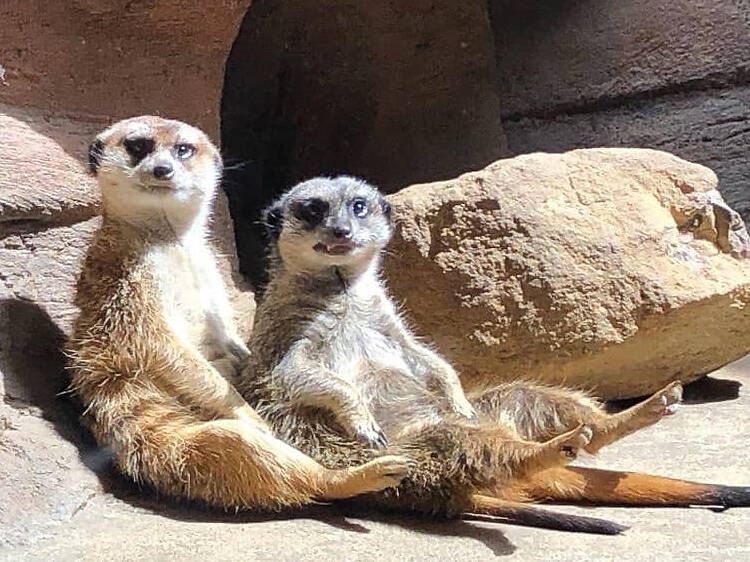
{"left": 67, "top": 118, "right": 409, "bottom": 511}
{"left": 240, "top": 176, "right": 750, "bottom": 532}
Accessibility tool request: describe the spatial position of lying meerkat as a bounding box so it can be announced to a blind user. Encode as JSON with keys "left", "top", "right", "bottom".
{"left": 238, "top": 175, "right": 750, "bottom": 533}
{"left": 67, "top": 118, "right": 410, "bottom": 511}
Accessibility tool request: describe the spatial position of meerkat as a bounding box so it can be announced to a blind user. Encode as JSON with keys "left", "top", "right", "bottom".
{"left": 238, "top": 176, "right": 750, "bottom": 533}
{"left": 66, "top": 117, "right": 411, "bottom": 512}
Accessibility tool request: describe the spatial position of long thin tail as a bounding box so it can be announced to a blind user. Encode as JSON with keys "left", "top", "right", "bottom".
{"left": 515, "top": 466, "right": 750, "bottom": 507}
{"left": 468, "top": 494, "right": 627, "bottom": 535}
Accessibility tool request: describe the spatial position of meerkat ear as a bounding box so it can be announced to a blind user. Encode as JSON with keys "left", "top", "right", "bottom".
{"left": 88, "top": 138, "right": 104, "bottom": 175}
{"left": 262, "top": 201, "right": 284, "bottom": 239}
{"left": 379, "top": 196, "right": 392, "bottom": 221}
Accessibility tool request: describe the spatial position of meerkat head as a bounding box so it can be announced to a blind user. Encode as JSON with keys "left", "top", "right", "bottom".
{"left": 262, "top": 176, "right": 392, "bottom": 275}
{"left": 88, "top": 116, "right": 222, "bottom": 221}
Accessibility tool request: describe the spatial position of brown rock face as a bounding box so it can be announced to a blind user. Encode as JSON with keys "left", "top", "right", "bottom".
{"left": 489, "top": 0, "right": 750, "bottom": 223}
{"left": 385, "top": 149, "right": 750, "bottom": 399}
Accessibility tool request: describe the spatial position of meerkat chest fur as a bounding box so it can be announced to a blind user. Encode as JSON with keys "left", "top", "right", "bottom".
{"left": 147, "top": 235, "right": 213, "bottom": 350}
{"left": 269, "top": 269, "right": 440, "bottom": 432}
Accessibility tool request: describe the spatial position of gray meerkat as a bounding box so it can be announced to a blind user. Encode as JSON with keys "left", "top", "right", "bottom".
{"left": 67, "top": 117, "right": 411, "bottom": 512}
{"left": 238, "top": 175, "right": 750, "bottom": 533}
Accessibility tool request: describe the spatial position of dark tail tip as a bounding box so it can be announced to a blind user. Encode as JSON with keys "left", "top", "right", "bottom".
{"left": 707, "top": 485, "right": 750, "bottom": 508}
{"left": 548, "top": 513, "right": 629, "bottom": 535}
{"left": 498, "top": 507, "right": 628, "bottom": 535}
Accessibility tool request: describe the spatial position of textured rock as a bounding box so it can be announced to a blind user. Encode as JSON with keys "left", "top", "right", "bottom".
{"left": 0, "top": 105, "right": 102, "bottom": 223}
{"left": 503, "top": 86, "right": 750, "bottom": 224}
{"left": 385, "top": 149, "right": 750, "bottom": 399}
{"left": 490, "top": 0, "right": 750, "bottom": 226}
{"left": 489, "top": 0, "right": 750, "bottom": 118}
{"left": 0, "top": 0, "right": 251, "bottom": 138}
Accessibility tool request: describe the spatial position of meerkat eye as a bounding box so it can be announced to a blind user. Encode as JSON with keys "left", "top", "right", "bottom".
{"left": 352, "top": 198, "right": 369, "bottom": 218}
{"left": 174, "top": 143, "right": 196, "bottom": 160}
{"left": 123, "top": 137, "right": 155, "bottom": 164}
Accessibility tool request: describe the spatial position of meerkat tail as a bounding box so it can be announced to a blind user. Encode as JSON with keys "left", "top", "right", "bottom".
{"left": 468, "top": 494, "right": 627, "bottom": 535}
{"left": 513, "top": 466, "right": 750, "bottom": 507}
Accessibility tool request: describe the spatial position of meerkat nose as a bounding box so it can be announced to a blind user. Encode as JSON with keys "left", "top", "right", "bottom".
{"left": 332, "top": 226, "right": 352, "bottom": 239}
{"left": 153, "top": 164, "right": 174, "bottom": 180}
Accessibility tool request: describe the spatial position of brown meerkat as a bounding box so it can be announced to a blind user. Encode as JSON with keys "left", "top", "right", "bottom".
{"left": 238, "top": 175, "right": 750, "bottom": 533}
{"left": 66, "top": 117, "right": 411, "bottom": 511}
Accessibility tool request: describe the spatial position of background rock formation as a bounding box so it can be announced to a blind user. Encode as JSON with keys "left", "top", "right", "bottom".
{"left": 490, "top": 0, "right": 750, "bottom": 222}
{"left": 223, "top": 0, "right": 750, "bottom": 285}
{"left": 386, "top": 149, "right": 750, "bottom": 399}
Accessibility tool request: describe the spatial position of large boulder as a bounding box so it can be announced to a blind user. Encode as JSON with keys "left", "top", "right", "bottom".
{"left": 385, "top": 148, "right": 750, "bottom": 399}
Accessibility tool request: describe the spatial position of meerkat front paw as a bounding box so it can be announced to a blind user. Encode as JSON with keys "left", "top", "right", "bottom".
{"left": 226, "top": 337, "right": 251, "bottom": 364}
{"left": 449, "top": 393, "right": 479, "bottom": 423}
{"left": 350, "top": 417, "right": 388, "bottom": 449}
{"left": 354, "top": 455, "right": 413, "bottom": 492}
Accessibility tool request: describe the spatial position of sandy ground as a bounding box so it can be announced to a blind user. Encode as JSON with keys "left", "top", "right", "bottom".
{"left": 4, "top": 357, "right": 749, "bottom": 562}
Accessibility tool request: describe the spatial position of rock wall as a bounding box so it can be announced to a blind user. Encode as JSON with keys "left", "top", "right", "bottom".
{"left": 489, "top": 0, "right": 750, "bottom": 222}
{"left": 0, "top": 1, "right": 252, "bottom": 545}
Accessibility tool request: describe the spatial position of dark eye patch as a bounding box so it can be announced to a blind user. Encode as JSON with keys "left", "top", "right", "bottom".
{"left": 292, "top": 198, "right": 329, "bottom": 227}
{"left": 123, "top": 137, "right": 155, "bottom": 165}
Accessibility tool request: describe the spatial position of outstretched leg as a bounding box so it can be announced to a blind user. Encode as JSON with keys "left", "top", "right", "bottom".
{"left": 121, "top": 414, "right": 410, "bottom": 510}
{"left": 470, "top": 381, "right": 682, "bottom": 454}
{"left": 393, "top": 419, "right": 592, "bottom": 488}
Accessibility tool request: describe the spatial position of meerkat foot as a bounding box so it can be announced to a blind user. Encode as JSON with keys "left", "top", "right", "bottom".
{"left": 585, "top": 381, "right": 683, "bottom": 454}
{"left": 321, "top": 455, "right": 412, "bottom": 499}
{"left": 640, "top": 381, "right": 683, "bottom": 418}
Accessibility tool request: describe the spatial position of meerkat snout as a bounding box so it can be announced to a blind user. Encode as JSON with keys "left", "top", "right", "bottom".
{"left": 264, "top": 176, "right": 392, "bottom": 270}
{"left": 151, "top": 161, "right": 174, "bottom": 180}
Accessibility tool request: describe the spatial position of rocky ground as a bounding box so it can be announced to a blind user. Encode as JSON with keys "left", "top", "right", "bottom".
{"left": 3, "top": 356, "right": 749, "bottom": 562}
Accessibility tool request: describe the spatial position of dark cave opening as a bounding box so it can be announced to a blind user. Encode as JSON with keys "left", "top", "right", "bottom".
{"left": 220, "top": 0, "right": 506, "bottom": 287}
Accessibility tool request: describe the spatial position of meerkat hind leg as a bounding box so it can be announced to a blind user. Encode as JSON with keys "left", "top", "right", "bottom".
{"left": 322, "top": 456, "right": 413, "bottom": 500}
{"left": 175, "top": 419, "right": 410, "bottom": 508}
{"left": 523, "top": 424, "right": 593, "bottom": 472}
{"left": 585, "top": 381, "right": 683, "bottom": 454}
{"left": 472, "top": 381, "right": 682, "bottom": 455}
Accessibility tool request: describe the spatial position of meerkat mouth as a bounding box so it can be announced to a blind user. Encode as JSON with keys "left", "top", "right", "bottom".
{"left": 142, "top": 183, "right": 176, "bottom": 193}
{"left": 313, "top": 241, "right": 356, "bottom": 255}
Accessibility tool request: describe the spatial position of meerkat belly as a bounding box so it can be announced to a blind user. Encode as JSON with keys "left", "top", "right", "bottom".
{"left": 149, "top": 248, "right": 214, "bottom": 356}
{"left": 327, "top": 316, "right": 443, "bottom": 431}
